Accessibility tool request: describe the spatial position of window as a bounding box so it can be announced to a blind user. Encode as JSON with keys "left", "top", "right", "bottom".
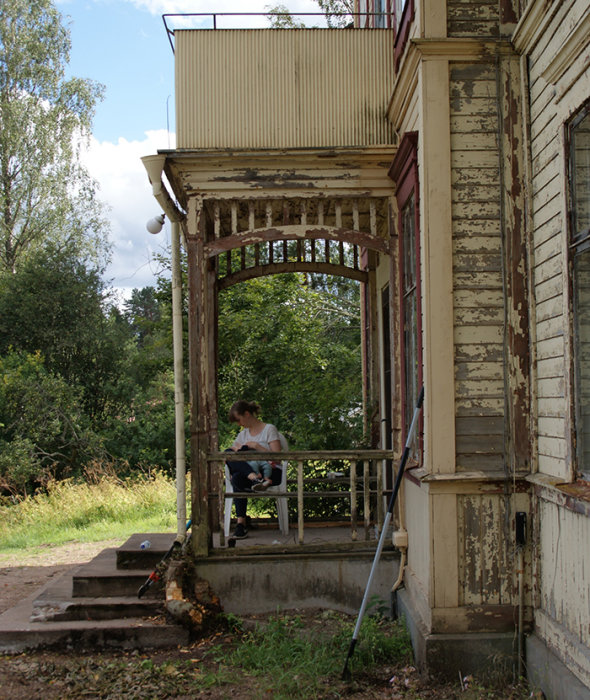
{"left": 374, "top": 0, "right": 386, "bottom": 28}
{"left": 401, "top": 193, "right": 418, "bottom": 432}
{"left": 570, "top": 104, "right": 590, "bottom": 480}
{"left": 381, "top": 285, "right": 392, "bottom": 449}
{"left": 389, "top": 132, "right": 421, "bottom": 454}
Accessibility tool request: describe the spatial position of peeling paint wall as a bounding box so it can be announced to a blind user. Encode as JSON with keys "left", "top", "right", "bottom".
{"left": 447, "top": 0, "right": 500, "bottom": 38}
{"left": 513, "top": 0, "right": 590, "bottom": 690}
{"left": 450, "top": 62, "right": 506, "bottom": 472}
{"left": 525, "top": 3, "right": 583, "bottom": 482}
{"left": 536, "top": 495, "right": 590, "bottom": 688}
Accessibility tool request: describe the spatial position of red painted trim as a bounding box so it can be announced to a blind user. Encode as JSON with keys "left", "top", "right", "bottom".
{"left": 394, "top": 0, "right": 415, "bottom": 72}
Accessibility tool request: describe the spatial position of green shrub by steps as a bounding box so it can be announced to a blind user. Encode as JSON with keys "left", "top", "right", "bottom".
{"left": 0, "top": 471, "right": 177, "bottom": 552}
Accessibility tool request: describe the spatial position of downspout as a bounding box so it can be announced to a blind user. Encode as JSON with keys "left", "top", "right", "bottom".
{"left": 141, "top": 154, "right": 188, "bottom": 543}
{"left": 171, "top": 219, "right": 187, "bottom": 543}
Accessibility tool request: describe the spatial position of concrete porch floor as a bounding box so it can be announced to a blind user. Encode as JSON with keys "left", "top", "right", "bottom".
{"left": 211, "top": 520, "right": 379, "bottom": 549}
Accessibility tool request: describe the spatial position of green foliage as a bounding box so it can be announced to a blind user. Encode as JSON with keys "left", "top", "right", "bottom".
{"left": 218, "top": 274, "right": 363, "bottom": 451}
{"left": 0, "top": 245, "right": 128, "bottom": 421}
{"left": 265, "top": 3, "right": 307, "bottom": 28}
{"left": 121, "top": 285, "right": 174, "bottom": 389}
{"left": 315, "top": 0, "right": 354, "bottom": 27}
{"left": 0, "top": 350, "right": 100, "bottom": 495}
{"left": 0, "top": 0, "right": 109, "bottom": 272}
{"left": 103, "top": 369, "right": 182, "bottom": 476}
{"left": 219, "top": 612, "right": 411, "bottom": 697}
{"left": 265, "top": 0, "right": 353, "bottom": 28}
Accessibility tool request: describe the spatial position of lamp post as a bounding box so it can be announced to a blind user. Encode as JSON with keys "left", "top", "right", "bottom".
{"left": 146, "top": 214, "right": 187, "bottom": 543}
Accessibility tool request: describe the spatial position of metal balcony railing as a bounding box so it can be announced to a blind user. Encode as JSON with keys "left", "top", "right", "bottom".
{"left": 162, "top": 13, "right": 393, "bottom": 51}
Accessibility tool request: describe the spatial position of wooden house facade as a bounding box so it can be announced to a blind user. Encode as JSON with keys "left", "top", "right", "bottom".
{"left": 143, "top": 1, "right": 590, "bottom": 695}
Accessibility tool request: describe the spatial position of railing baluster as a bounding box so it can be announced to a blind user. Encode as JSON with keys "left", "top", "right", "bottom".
{"left": 363, "top": 459, "right": 370, "bottom": 540}
{"left": 297, "top": 460, "right": 304, "bottom": 545}
{"left": 350, "top": 460, "right": 357, "bottom": 541}
{"left": 214, "top": 202, "right": 221, "bottom": 239}
{"left": 218, "top": 461, "right": 225, "bottom": 547}
{"left": 377, "top": 459, "right": 384, "bottom": 533}
{"left": 248, "top": 201, "right": 255, "bottom": 230}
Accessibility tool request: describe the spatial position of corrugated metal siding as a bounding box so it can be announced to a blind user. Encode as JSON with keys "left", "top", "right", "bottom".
{"left": 450, "top": 63, "right": 505, "bottom": 472}
{"left": 175, "top": 29, "right": 396, "bottom": 149}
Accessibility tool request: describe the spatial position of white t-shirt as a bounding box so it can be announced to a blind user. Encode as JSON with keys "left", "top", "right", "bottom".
{"left": 234, "top": 423, "right": 282, "bottom": 451}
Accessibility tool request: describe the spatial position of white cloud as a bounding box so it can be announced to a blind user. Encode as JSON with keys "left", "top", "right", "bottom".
{"left": 82, "top": 130, "right": 177, "bottom": 300}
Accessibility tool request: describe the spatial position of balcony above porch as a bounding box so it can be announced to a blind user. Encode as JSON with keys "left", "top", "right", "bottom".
{"left": 174, "top": 27, "right": 396, "bottom": 151}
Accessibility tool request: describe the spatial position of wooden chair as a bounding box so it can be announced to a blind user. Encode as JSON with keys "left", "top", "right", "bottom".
{"left": 224, "top": 433, "right": 289, "bottom": 536}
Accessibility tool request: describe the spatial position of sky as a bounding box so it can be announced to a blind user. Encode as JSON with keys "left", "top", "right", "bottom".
{"left": 56, "top": 0, "right": 321, "bottom": 301}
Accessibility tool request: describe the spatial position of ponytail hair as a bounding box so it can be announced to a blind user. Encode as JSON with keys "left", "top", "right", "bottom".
{"left": 229, "top": 400, "right": 261, "bottom": 423}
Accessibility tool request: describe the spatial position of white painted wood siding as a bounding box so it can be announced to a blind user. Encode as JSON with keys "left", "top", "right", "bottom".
{"left": 524, "top": 0, "right": 590, "bottom": 481}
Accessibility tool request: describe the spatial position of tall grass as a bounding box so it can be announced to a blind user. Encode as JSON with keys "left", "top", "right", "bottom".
{"left": 0, "top": 471, "right": 177, "bottom": 553}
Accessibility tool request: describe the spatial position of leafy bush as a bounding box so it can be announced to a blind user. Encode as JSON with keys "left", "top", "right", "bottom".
{"left": 0, "top": 350, "right": 101, "bottom": 495}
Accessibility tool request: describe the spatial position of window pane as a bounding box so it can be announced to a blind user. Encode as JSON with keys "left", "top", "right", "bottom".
{"left": 574, "top": 248, "right": 590, "bottom": 477}
{"left": 401, "top": 192, "right": 418, "bottom": 446}
{"left": 374, "top": 0, "right": 385, "bottom": 27}
{"left": 402, "top": 194, "right": 416, "bottom": 294}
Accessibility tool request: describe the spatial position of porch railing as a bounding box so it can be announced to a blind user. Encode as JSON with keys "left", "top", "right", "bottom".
{"left": 208, "top": 450, "right": 394, "bottom": 546}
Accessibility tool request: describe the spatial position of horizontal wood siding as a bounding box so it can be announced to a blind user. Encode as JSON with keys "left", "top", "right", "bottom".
{"left": 447, "top": 0, "right": 499, "bottom": 38}
{"left": 450, "top": 63, "right": 505, "bottom": 471}
{"left": 527, "top": 7, "right": 573, "bottom": 480}
{"left": 521, "top": 1, "right": 590, "bottom": 685}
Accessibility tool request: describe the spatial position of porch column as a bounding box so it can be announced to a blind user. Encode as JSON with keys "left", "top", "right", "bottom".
{"left": 187, "top": 196, "right": 214, "bottom": 556}
{"left": 420, "top": 55, "right": 458, "bottom": 614}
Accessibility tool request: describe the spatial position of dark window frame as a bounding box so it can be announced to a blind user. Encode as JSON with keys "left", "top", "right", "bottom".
{"left": 389, "top": 131, "right": 422, "bottom": 456}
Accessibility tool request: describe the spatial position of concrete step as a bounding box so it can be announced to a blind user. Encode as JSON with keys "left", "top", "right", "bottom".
{"left": 72, "top": 548, "right": 163, "bottom": 598}
{"left": 31, "top": 553, "right": 158, "bottom": 622}
{"left": 0, "top": 566, "right": 188, "bottom": 654}
{"left": 116, "top": 532, "right": 179, "bottom": 570}
{"left": 32, "top": 594, "right": 164, "bottom": 622}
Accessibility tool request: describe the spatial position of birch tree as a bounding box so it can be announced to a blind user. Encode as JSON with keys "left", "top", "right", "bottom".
{"left": 0, "top": 0, "right": 108, "bottom": 273}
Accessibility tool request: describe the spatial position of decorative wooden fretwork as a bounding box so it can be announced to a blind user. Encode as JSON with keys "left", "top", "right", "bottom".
{"left": 201, "top": 195, "right": 391, "bottom": 289}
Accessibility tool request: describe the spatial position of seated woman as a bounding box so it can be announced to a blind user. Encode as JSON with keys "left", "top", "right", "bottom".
{"left": 226, "top": 400, "right": 283, "bottom": 539}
